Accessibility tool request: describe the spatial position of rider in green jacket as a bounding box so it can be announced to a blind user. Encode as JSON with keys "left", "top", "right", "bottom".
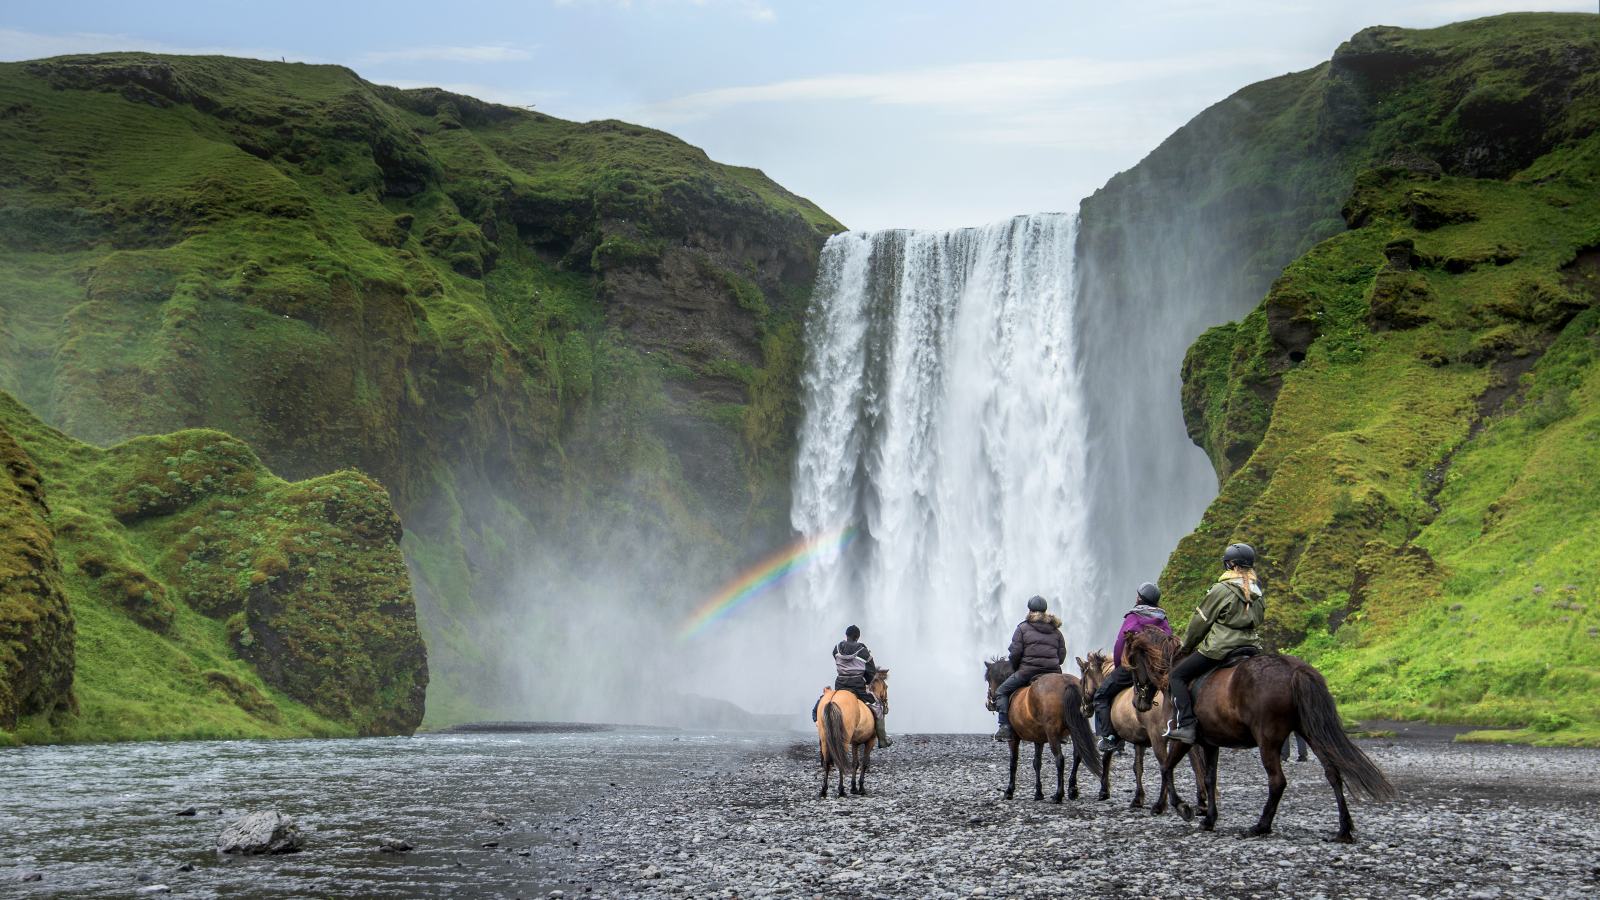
{"left": 1165, "top": 542, "right": 1265, "bottom": 743}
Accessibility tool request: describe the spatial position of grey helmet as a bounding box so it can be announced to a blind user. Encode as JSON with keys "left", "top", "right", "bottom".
{"left": 1223, "top": 542, "right": 1256, "bottom": 569}
{"left": 1136, "top": 582, "right": 1161, "bottom": 605}
{"left": 1026, "top": 595, "right": 1048, "bottom": 613}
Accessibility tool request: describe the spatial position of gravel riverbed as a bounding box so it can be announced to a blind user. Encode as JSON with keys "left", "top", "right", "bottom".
{"left": 553, "top": 731, "right": 1600, "bottom": 899}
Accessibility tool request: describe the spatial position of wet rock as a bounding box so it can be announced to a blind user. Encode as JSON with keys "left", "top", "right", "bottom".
{"left": 175, "top": 807, "right": 197, "bottom": 816}
{"left": 378, "top": 837, "right": 412, "bottom": 853}
{"left": 216, "top": 810, "right": 303, "bottom": 855}
{"left": 20, "top": 873, "right": 42, "bottom": 883}
{"left": 135, "top": 886, "right": 171, "bottom": 895}
{"left": 175, "top": 863, "right": 195, "bottom": 872}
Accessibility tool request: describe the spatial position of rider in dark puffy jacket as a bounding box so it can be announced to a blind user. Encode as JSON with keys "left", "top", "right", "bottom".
{"left": 993, "top": 596, "right": 1067, "bottom": 741}
{"left": 813, "top": 625, "right": 892, "bottom": 749}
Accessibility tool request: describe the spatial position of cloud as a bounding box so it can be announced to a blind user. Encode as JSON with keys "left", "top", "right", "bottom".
{"left": 360, "top": 45, "right": 533, "bottom": 64}
{"left": 554, "top": 0, "right": 776, "bottom": 23}
{"left": 1415, "top": 0, "right": 1594, "bottom": 19}
{"left": 0, "top": 27, "right": 309, "bottom": 63}
{"left": 637, "top": 51, "right": 1304, "bottom": 127}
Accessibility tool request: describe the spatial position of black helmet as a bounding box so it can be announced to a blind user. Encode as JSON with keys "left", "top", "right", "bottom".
{"left": 1026, "top": 595, "right": 1048, "bottom": 613}
{"left": 1222, "top": 543, "right": 1256, "bottom": 569}
{"left": 1136, "top": 582, "right": 1161, "bottom": 605}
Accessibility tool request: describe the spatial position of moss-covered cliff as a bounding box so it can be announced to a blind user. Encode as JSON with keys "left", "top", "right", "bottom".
{"left": 1162, "top": 14, "right": 1600, "bottom": 745}
{"left": 0, "top": 391, "right": 426, "bottom": 744}
{"left": 0, "top": 53, "right": 843, "bottom": 726}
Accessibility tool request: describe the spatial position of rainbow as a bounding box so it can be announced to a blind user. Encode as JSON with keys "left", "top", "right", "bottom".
{"left": 677, "top": 524, "right": 858, "bottom": 640}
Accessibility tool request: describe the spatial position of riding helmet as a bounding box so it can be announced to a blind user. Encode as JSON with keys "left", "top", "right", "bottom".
{"left": 1136, "top": 582, "right": 1161, "bottom": 604}
{"left": 1026, "top": 595, "right": 1048, "bottom": 613}
{"left": 1222, "top": 542, "right": 1256, "bottom": 569}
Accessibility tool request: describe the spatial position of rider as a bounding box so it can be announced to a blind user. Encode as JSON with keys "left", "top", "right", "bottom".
{"left": 993, "top": 595, "right": 1067, "bottom": 742}
{"left": 825, "top": 625, "right": 892, "bottom": 749}
{"left": 1165, "top": 542, "right": 1265, "bottom": 743}
{"left": 1094, "top": 582, "right": 1171, "bottom": 753}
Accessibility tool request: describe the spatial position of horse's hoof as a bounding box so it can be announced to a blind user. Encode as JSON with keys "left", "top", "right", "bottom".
{"left": 1327, "top": 833, "right": 1355, "bottom": 844}
{"left": 1200, "top": 818, "right": 1215, "bottom": 832}
{"left": 1068, "top": 788, "right": 1079, "bottom": 801}
{"left": 1130, "top": 798, "right": 1144, "bottom": 809}
{"left": 1052, "top": 795, "right": 1063, "bottom": 805}
{"left": 1248, "top": 825, "right": 1271, "bottom": 837}
{"left": 1150, "top": 804, "right": 1166, "bottom": 817}
{"left": 1178, "top": 803, "right": 1194, "bottom": 822}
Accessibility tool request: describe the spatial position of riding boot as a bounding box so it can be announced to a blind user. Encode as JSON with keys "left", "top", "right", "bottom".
{"left": 874, "top": 714, "right": 892, "bottom": 749}
{"left": 994, "top": 705, "right": 1011, "bottom": 742}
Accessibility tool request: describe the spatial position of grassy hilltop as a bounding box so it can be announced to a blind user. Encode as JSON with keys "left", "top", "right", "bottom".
{"left": 0, "top": 53, "right": 842, "bottom": 733}
{"left": 1157, "top": 14, "right": 1600, "bottom": 745}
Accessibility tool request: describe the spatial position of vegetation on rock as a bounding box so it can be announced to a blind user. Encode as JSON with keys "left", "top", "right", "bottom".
{"left": 0, "top": 391, "right": 425, "bottom": 743}
{"left": 0, "top": 52, "right": 841, "bottom": 731}
{"left": 1161, "top": 13, "right": 1600, "bottom": 745}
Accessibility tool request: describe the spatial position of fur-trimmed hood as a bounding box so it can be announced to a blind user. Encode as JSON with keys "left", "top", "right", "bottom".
{"left": 1025, "top": 610, "right": 1062, "bottom": 628}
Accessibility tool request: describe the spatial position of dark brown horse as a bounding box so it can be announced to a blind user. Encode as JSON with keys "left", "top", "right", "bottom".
{"left": 983, "top": 658, "right": 1102, "bottom": 802}
{"left": 1123, "top": 630, "right": 1395, "bottom": 841}
{"left": 1076, "top": 649, "right": 1206, "bottom": 809}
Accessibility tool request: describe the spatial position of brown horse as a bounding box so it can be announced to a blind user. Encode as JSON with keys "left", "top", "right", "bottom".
{"left": 1123, "top": 630, "right": 1396, "bottom": 841}
{"left": 816, "top": 670, "right": 889, "bottom": 798}
{"left": 983, "top": 658, "right": 1102, "bottom": 802}
{"left": 1076, "top": 649, "right": 1206, "bottom": 809}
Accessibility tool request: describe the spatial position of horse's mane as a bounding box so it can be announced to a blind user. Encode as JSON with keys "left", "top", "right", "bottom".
{"left": 1083, "top": 649, "right": 1111, "bottom": 676}
{"left": 1126, "top": 627, "right": 1180, "bottom": 679}
{"left": 984, "top": 655, "right": 1014, "bottom": 678}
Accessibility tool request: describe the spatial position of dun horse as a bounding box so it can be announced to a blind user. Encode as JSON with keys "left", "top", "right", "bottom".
{"left": 1076, "top": 648, "right": 1205, "bottom": 809}
{"left": 1124, "top": 630, "right": 1396, "bottom": 841}
{"left": 815, "top": 670, "right": 889, "bottom": 798}
{"left": 983, "top": 659, "right": 1102, "bottom": 802}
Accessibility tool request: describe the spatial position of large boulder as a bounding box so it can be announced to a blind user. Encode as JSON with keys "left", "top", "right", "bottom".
{"left": 216, "top": 811, "right": 303, "bottom": 855}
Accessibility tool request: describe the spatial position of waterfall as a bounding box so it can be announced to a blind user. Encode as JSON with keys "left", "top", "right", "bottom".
{"left": 790, "top": 213, "right": 1093, "bottom": 731}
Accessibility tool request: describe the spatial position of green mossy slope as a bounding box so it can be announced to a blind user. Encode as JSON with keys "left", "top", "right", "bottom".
{"left": 1164, "top": 14, "right": 1600, "bottom": 745}
{"left": 0, "top": 53, "right": 843, "bottom": 726}
{"left": 0, "top": 391, "right": 426, "bottom": 743}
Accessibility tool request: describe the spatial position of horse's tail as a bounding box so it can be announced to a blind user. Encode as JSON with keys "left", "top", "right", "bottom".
{"left": 1062, "top": 680, "right": 1104, "bottom": 778}
{"left": 822, "top": 700, "right": 849, "bottom": 770}
{"left": 1291, "top": 664, "right": 1396, "bottom": 801}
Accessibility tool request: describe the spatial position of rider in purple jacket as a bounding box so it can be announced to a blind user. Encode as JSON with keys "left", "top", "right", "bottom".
{"left": 1095, "top": 582, "right": 1171, "bottom": 753}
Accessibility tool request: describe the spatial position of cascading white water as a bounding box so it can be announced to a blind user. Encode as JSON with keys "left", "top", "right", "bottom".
{"left": 790, "top": 213, "right": 1094, "bottom": 731}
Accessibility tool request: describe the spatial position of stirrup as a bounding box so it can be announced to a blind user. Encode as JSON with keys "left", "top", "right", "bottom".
{"left": 1097, "top": 734, "right": 1122, "bottom": 754}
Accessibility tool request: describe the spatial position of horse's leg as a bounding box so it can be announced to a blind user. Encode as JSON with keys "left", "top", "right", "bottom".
{"left": 1297, "top": 733, "right": 1310, "bottom": 762}
{"left": 859, "top": 742, "right": 871, "bottom": 796}
{"left": 1032, "top": 742, "right": 1044, "bottom": 801}
{"left": 1200, "top": 744, "right": 1221, "bottom": 832}
{"left": 849, "top": 743, "right": 861, "bottom": 795}
{"left": 1154, "top": 741, "right": 1194, "bottom": 821}
{"left": 1250, "top": 740, "right": 1287, "bottom": 836}
{"left": 1131, "top": 745, "right": 1145, "bottom": 808}
{"left": 1067, "top": 750, "right": 1081, "bottom": 800}
{"left": 1324, "top": 760, "right": 1355, "bottom": 843}
{"left": 1004, "top": 738, "right": 1019, "bottom": 800}
{"left": 1048, "top": 736, "right": 1065, "bottom": 804}
{"left": 1097, "top": 749, "right": 1112, "bottom": 802}
{"left": 820, "top": 751, "right": 831, "bottom": 799}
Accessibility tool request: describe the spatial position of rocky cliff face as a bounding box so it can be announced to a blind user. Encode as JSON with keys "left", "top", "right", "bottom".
{"left": 0, "top": 415, "right": 74, "bottom": 732}
{"left": 1152, "top": 14, "right": 1600, "bottom": 744}
{"left": 0, "top": 53, "right": 841, "bottom": 726}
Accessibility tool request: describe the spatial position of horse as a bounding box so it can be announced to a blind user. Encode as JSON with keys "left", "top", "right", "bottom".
{"left": 983, "top": 658, "right": 1102, "bottom": 802}
{"left": 1123, "top": 629, "right": 1396, "bottom": 841}
{"left": 1076, "top": 648, "right": 1206, "bottom": 809}
{"left": 815, "top": 669, "right": 889, "bottom": 798}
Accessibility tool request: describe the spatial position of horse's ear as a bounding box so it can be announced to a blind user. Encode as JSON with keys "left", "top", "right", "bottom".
{"left": 1075, "top": 655, "right": 1087, "bottom": 671}
{"left": 879, "top": 668, "right": 889, "bottom": 678}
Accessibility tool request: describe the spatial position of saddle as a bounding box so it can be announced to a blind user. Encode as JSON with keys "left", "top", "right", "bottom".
{"left": 1190, "top": 647, "right": 1259, "bottom": 698}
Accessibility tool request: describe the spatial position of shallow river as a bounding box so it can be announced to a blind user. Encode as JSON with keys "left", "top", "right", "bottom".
{"left": 0, "top": 728, "right": 771, "bottom": 898}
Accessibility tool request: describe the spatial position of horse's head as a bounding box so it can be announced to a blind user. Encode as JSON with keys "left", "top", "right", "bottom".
{"left": 1076, "top": 651, "right": 1110, "bottom": 718}
{"left": 983, "top": 656, "right": 1013, "bottom": 712}
{"left": 871, "top": 669, "right": 890, "bottom": 717}
{"left": 1124, "top": 628, "right": 1174, "bottom": 713}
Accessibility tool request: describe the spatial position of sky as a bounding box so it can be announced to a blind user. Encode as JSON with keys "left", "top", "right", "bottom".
{"left": 2, "top": 1, "right": 1594, "bottom": 230}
